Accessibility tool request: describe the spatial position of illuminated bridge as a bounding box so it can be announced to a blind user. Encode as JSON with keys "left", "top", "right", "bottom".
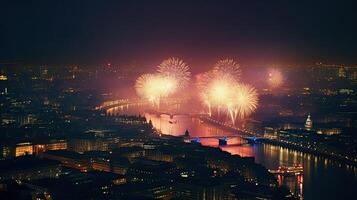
{"left": 98, "top": 97, "right": 206, "bottom": 117}
{"left": 189, "top": 135, "right": 263, "bottom": 146}
{"left": 96, "top": 98, "right": 146, "bottom": 110}
{"left": 199, "top": 116, "right": 259, "bottom": 137}
{"left": 97, "top": 97, "right": 190, "bottom": 111}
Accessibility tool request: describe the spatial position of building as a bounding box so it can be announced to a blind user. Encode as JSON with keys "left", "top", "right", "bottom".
{"left": 68, "top": 138, "right": 108, "bottom": 153}
{"left": 111, "top": 157, "right": 130, "bottom": 175}
{"left": 92, "top": 158, "right": 111, "bottom": 173}
{"left": 33, "top": 140, "right": 67, "bottom": 155}
{"left": 41, "top": 150, "right": 90, "bottom": 172}
{"left": 174, "top": 182, "right": 236, "bottom": 200}
{"left": 15, "top": 143, "right": 33, "bottom": 157}
{"left": 114, "top": 181, "right": 173, "bottom": 199}
{"left": 305, "top": 115, "right": 313, "bottom": 131}
{"left": 264, "top": 127, "right": 278, "bottom": 139}
{"left": 0, "top": 156, "right": 61, "bottom": 181}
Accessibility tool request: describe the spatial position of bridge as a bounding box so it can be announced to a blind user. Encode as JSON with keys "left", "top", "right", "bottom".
{"left": 198, "top": 116, "right": 258, "bottom": 137}
{"left": 187, "top": 135, "right": 263, "bottom": 146}
{"left": 96, "top": 98, "right": 147, "bottom": 110}
{"left": 99, "top": 98, "right": 265, "bottom": 145}
{"left": 182, "top": 116, "right": 264, "bottom": 146}
{"left": 146, "top": 109, "right": 208, "bottom": 118}
{"left": 98, "top": 97, "right": 206, "bottom": 117}
{"left": 97, "top": 97, "right": 190, "bottom": 111}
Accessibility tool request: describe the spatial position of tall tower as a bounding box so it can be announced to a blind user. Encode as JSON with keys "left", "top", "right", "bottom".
{"left": 305, "top": 114, "right": 313, "bottom": 131}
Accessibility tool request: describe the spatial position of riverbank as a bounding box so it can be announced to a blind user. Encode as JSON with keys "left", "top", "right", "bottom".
{"left": 199, "top": 116, "right": 357, "bottom": 167}
{"left": 107, "top": 105, "right": 357, "bottom": 200}
{"left": 254, "top": 138, "right": 357, "bottom": 167}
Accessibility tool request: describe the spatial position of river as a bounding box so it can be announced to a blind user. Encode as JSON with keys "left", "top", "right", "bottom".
{"left": 107, "top": 104, "right": 357, "bottom": 200}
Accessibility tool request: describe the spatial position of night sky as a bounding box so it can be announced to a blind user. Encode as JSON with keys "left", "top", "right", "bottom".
{"left": 1, "top": 0, "right": 356, "bottom": 67}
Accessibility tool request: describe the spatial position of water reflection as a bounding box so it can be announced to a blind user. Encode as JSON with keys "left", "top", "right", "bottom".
{"left": 277, "top": 174, "right": 303, "bottom": 200}
{"left": 108, "top": 105, "right": 357, "bottom": 200}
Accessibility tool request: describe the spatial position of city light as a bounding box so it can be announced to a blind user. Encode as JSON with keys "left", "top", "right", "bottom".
{"left": 1, "top": 1, "right": 356, "bottom": 199}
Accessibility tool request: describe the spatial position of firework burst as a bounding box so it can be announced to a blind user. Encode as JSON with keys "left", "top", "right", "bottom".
{"left": 213, "top": 59, "right": 241, "bottom": 80}
{"left": 135, "top": 73, "right": 177, "bottom": 107}
{"left": 196, "top": 59, "right": 258, "bottom": 124}
{"left": 157, "top": 57, "right": 191, "bottom": 89}
{"left": 206, "top": 78, "right": 235, "bottom": 107}
{"left": 229, "top": 84, "right": 258, "bottom": 122}
{"left": 267, "top": 68, "right": 283, "bottom": 88}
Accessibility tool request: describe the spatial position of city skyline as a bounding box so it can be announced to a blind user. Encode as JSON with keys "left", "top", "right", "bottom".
{"left": 0, "top": 1, "right": 356, "bottom": 200}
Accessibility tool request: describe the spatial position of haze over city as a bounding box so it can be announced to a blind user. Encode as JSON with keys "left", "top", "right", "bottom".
{"left": 0, "top": 1, "right": 356, "bottom": 200}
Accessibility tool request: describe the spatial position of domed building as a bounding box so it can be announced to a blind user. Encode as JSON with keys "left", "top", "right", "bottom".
{"left": 305, "top": 114, "right": 313, "bottom": 131}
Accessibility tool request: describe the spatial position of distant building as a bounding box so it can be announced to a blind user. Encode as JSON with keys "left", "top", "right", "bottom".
{"left": 316, "top": 128, "right": 341, "bottom": 135}
{"left": 305, "top": 115, "right": 313, "bottom": 131}
{"left": 0, "top": 156, "right": 61, "bottom": 181}
{"left": 68, "top": 138, "right": 109, "bottom": 153}
{"left": 183, "top": 130, "right": 191, "bottom": 143}
{"left": 264, "top": 127, "right": 278, "bottom": 139}
{"left": 338, "top": 67, "right": 347, "bottom": 78}
{"left": 41, "top": 150, "right": 90, "bottom": 172}
{"left": 92, "top": 158, "right": 111, "bottom": 173}
{"left": 15, "top": 143, "right": 33, "bottom": 157}
{"left": 114, "top": 181, "right": 173, "bottom": 199}
{"left": 112, "top": 147, "right": 144, "bottom": 163}
{"left": 33, "top": 140, "right": 67, "bottom": 154}
{"left": 174, "top": 182, "right": 235, "bottom": 200}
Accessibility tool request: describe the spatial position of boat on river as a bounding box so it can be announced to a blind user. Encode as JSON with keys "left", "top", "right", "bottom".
{"left": 268, "top": 164, "right": 303, "bottom": 176}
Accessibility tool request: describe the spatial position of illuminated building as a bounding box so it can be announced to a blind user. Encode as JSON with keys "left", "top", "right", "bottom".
{"left": 112, "top": 115, "right": 148, "bottom": 125}
{"left": 45, "top": 140, "right": 67, "bottom": 151}
{"left": 118, "top": 141, "right": 144, "bottom": 148}
{"left": 305, "top": 115, "right": 313, "bottom": 131}
{"left": 339, "top": 88, "right": 354, "bottom": 95}
{"left": 113, "top": 175, "right": 126, "bottom": 185}
{"left": 17, "top": 114, "right": 37, "bottom": 126}
{"left": 264, "top": 127, "right": 278, "bottom": 139}
{"left": 1, "top": 146, "right": 14, "bottom": 159}
{"left": 33, "top": 144, "right": 46, "bottom": 155}
{"left": 143, "top": 143, "right": 156, "bottom": 150}
{"left": 144, "top": 150, "right": 175, "bottom": 162}
{"left": 68, "top": 138, "right": 108, "bottom": 153}
{"left": 311, "top": 64, "right": 340, "bottom": 81}
{"left": 174, "top": 183, "right": 234, "bottom": 200}
{"left": 0, "top": 113, "right": 37, "bottom": 126}
{"left": 92, "top": 158, "right": 111, "bottom": 172}
{"left": 316, "top": 128, "right": 341, "bottom": 135}
{"left": 15, "top": 143, "right": 33, "bottom": 157}
{"left": 280, "top": 123, "right": 301, "bottom": 130}
{"left": 0, "top": 75, "right": 7, "bottom": 81}
{"left": 147, "top": 184, "right": 173, "bottom": 199}
{"left": 33, "top": 140, "right": 68, "bottom": 155}
{"left": 112, "top": 147, "right": 144, "bottom": 162}
{"left": 42, "top": 150, "right": 90, "bottom": 172}
{"left": 1, "top": 114, "right": 16, "bottom": 124}
{"left": 338, "top": 67, "right": 346, "bottom": 78}
{"left": 279, "top": 110, "right": 294, "bottom": 117}
{"left": 0, "top": 157, "right": 61, "bottom": 181}
{"left": 127, "top": 159, "right": 175, "bottom": 182}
